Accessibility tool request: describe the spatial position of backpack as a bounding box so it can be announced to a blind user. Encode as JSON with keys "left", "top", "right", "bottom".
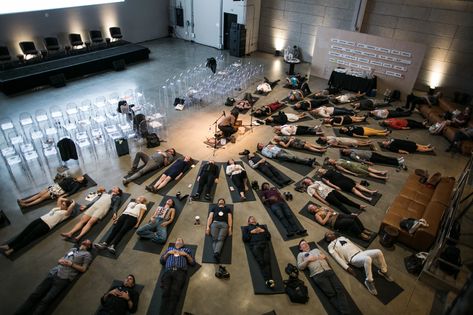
{"left": 283, "top": 263, "right": 309, "bottom": 304}
{"left": 146, "top": 133, "right": 160, "bottom": 148}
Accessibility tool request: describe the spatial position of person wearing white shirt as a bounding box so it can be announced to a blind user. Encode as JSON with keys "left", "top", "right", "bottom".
{"left": 310, "top": 106, "right": 355, "bottom": 118}
{"left": 274, "top": 124, "right": 322, "bottom": 136}
{"left": 226, "top": 159, "right": 249, "bottom": 201}
{"left": 257, "top": 143, "right": 317, "bottom": 167}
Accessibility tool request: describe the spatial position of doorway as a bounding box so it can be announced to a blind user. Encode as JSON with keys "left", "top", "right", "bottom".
{"left": 223, "top": 13, "right": 238, "bottom": 50}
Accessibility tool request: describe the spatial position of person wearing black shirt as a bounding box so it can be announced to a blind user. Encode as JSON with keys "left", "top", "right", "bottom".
{"left": 97, "top": 274, "right": 140, "bottom": 315}
{"left": 247, "top": 154, "right": 291, "bottom": 187}
{"left": 339, "top": 126, "right": 390, "bottom": 137}
{"left": 380, "top": 138, "right": 433, "bottom": 154}
{"left": 147, "top": 156, "right": 193, "bottom": 193}
{"left": 206, "top": 198, "right": 233, "bottom": 262}
{"left": 193, "top": 160, "right": 219, "bottom": 201}
{"left": 242, "top": 216, "right": 276, "bottom": 288}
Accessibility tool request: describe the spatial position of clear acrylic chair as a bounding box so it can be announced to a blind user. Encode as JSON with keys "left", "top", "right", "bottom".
{"left": 19, "top": 112, "right": 35, "bottom": 139}
{"left": 35, "top": 109, "right": 50, "bottom": 132}
{"left": 0, "top": 116, "right": 16, "bottom": 145}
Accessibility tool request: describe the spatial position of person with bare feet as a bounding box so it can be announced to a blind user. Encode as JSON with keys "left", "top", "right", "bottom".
{"left": 324, "top": 158, "right": 388, "bottom": 180}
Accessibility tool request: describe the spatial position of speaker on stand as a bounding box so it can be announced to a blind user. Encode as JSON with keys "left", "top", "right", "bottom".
{"left": 229, "top": 23, "right": 246, "bottom": 57}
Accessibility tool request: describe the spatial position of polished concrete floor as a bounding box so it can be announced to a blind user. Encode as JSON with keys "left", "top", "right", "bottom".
{"left": 0, "top": 38, "right": 469, "bottom": 315}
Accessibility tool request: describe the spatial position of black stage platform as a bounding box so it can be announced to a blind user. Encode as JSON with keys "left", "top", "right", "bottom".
{"left": 0, "top": 43, "right": 150, "bottom": 95}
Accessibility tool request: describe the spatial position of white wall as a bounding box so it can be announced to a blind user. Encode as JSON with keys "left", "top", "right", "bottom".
{"left": 223, "top": 0, "right": 246, "bottom": 24}
{"left": 194, "top": 0, "right": 222, "bottom": 48}
{"left": 245, "top": 0, "right": 261, "bottom": 54}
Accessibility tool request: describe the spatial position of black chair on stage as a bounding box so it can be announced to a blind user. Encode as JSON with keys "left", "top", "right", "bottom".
{"left": 0, "top": 46, "right": 11, "bottom": 62}
{"left": 44, "top": 37, "right": 60, "bottom": 52}
{"left": 89, "top": 30, "right": 104, "bottom": 43}
{"left": 19, "top": 41, "right": 40, "bottom": 59}
{"left": 109, "top": 27, "right": 123, "bottom": 41}
{"left": 69, "top": 33, "right": 84, "bottom": 49}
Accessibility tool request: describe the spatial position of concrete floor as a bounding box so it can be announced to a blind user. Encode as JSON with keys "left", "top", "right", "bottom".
{"left": 0, "top": 38, "right": 468, "bottom": 315}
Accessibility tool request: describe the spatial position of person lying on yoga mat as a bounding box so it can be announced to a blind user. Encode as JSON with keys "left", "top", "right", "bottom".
{"left": 248, "top": 154, "right": 292, "bottom": 187}
{"left": 14, "top": 239, "right": 92, "bottom": 315}
{"left": 123, "top": 148, "right": 176, "bottom": 186}
{"left": 94, "top": 196, "right": 147, "bottom": 255}
{"left": 378, "top": 118, "right": 427, "bottom": 130}
{"left": 339, "top": 126, "right": 390, "bottom": 138}
{"left": 352, "top": 98, "right": 390, "bottom": 110}
{"left": 1, "top": 197, "right": 76, "bottom": 256}
{"left": 193, "top": 160, "right": 219, "bottom": 201}
{"left": 325, "top": 231, "right": 393, "bottom": 296}
{"left": 97, "top": 274, "right": 140, "bottom": 315}
{"left": 252, "top": 101, "right": 284, "bottom": 118}
{"left": 340, "top": 148, "right": 407, "bottom": 170}
{"left": 404, "top": 90, "right": 442, "bottom": 111}
{"left": 264, "top": 111, "right": 308, "bottom": 125}
{"left": 293, "top": 97, "right": 329, "bottom": 111}
{"left": 257, "top": 143, "right": 318, "bottom": 168}
{"left": 271, "top": 135, "right": 327, "bottom": 153}
{"left": 242, "top": 216, "right": 276, "bottom": 289}
{"left": 331, "top": 92, "right": 365, "bottom": 104}
{"left": 316, "top": 168, "right": 377, "bottom": 202}
{"left": 226, "top": 159, "right": 249, "bottom": 201}
{"left": 146, "top": 156, "right": 193, "bottom": 193}
{"left": 206, "top": 198, "right": 233, "bottom": 263}
{"left": 136, "top": 198, "right": 176, "bottom": 244}
{"left": 297, "top": 239, "right": 351, "bottom": 315}
{"left": 261, "top": 183, "right": 306, "bottom": 237}
{"left": 61, "top": 186, "right": 123, "bottom": 242}
{"left": 17, "top": 175, "right": 88, "bottom": 208}
{"left": 316, "top": 136, "right": 374, "bottom": 149}
{"left": 235, "top": 93, "right": 258, "bottom": 110}
{"left": 323, "top": 115, "right": 367, "bottom": 126}
{"left": 369, "top": 108, "right": 411, "bottom": 119}
{"left": 273, "top": 124, "right": 323, "bottom": 136}
{"left": 380, "top": 139, "right": 434, "bottom": 154}
{"left": 285, "top": 73, "right": 307, "bottom": 89}
{"left": 324, "top": 158, "right": 388, "bottom": 180}
{"left": 310, "top": 106, "right": 356, "bottom": 118}
{"left": 256, "top": 77, "right": 279, "bottom": 94}
{"left": 159, "top": 237, "right": 195, "bottom": 315}
{"left": 307, "top": 204, "right": 372, "bottom": 241}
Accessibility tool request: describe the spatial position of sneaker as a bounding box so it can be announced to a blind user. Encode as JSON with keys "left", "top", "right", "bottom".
{"left": 107, "top": 245, "right": 116, "bottom": 255}
{"left": 239, "top": 149, "right": 250, "bottom": 155}
{"left": 364, "top": 280, "right": 378, "bottom": 295}
{"left": 215, "top": 265, "right": 230, "bottom": 279}
{"left": 204, "top": 194, "right": 211, "bottom": 201}
{"left": 265, "top": 279, "right": 275, "bottom": 288}
{"left": 378, "top": 270, "right": 394, "bottom": 282}
{"left": 122, "top": 179, "right": 128, "bottom": 187}
{"left": 296, "top": 229, "right": 307, "bottom": 235}
{"left": 288, "top": 192, "right": 293, "bottom": 201}
{"left": 94, "top": 242, "right": 107, "bottom": 250}
{"left": 193, "top": 193, "right": 200, "bottom": 199}
{"left": 286, "top": 232, "right": 295, "bottom": 238}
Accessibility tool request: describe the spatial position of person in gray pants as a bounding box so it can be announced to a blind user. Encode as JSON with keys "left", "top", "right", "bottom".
{"left": 206, "top": 198, "right": 233, "bottom": 263}
{"left": 122, "top": 148, "right": 176, "bottom": 185}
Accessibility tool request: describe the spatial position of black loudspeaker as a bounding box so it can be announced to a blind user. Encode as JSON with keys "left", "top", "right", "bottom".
{"left": 176, "top": 8, "right": 184, "bottom": 27}
{"left": 49, "top": 73, "right": 66, "bottom": 87}
{"left": 114, "top": 138, "right": 129, "bottom": 156}
{"left": 112, "top": 59, "right": 126, "bottom": 71}
{"left": 229, "top": 24, "right": 246, "bottom": 57}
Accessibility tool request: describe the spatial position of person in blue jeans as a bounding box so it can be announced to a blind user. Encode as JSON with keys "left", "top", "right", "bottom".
{"left": 206, "top": 198, "right": 233, "bottom": 263}
{"left": 136, "top": 198, "right": 176, "bottom": 244}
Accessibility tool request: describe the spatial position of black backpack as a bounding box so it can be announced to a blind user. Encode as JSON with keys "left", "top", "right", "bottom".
{"left": 146, "top": 133, "right": 160, "bottom": 148}
{"left": 439, "top": 245, "right": 462, "bottom": 278}
{"left": 284, "top": 263, "right": 309, "bottom": 304}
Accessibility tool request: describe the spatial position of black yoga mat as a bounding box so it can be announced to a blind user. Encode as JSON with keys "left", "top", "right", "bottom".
{"left": 240, "top": 156, "right": 293, "bottom": 189}
{"left": 64, "top": 193, "right": 131, "bottom": 244}
{"left": 264, "top": 113, "right": 314, "bottom": 126}
{"left": 298, "top": 202, "right": 377, "bottom": 248}
{"left": 221, "top": 161, "right": 256, "bottom": 203}
{"left": 317, "top": 238, "right": 404, "bottom": 305}
{"left": 0, "top": 210, "right": 11, "bottom": 228}
{"left": 255, "top": 191, "right": 307, "bottom": 241}
{"left": 95, "top": 280, "right": 145, "bottom": 314}
{"left": 337, "top": 150, "right": 400, "bottom": 169}
{"left": 97, "top": 201, "right": 154, "bottom": 259}
{"left": 261, "top": 152, "right": 315, "bottom": 177}
{"left": 133, "top": 196, "right": 187, "bottom": 255}
{"left": 146, "top": 244, "right": 200, "bottom": 315}
{"left": 333, "top": 127, "right": 389, "bottom": 138}
{"left": 202, "top": 204, "right": 234, "bottom": 264}
{"left": 125, "top": 153, "right": 183, "bottom": 185}
{"left": 280, "top": 97, "right": 298, "bottom": 105}
{"left": 377, "top": 142, "right": 437, "bottom": 155}
{"left": 147, "top": 159, "right": 199, "bottom": 196}
{"left": 262, "top": 311, "right": 277, "bottom": 315}
{"left": 190, "top": 161, "right": 221, "bottom": 203}
{"left": 19, "top": 173, "right": 98, "bottom": 213}
{"left": 251, "top": 104, "right": 288, "bottom": 118}
{"left": 240, "top": 225, "right": 285, "bottom": 294}
{"left": 289, "top": 242, "right": 362, "bottom": 315}
{"left": 283, "top": 144, "right": 326, "bottom": 157}
{"left": 329, "top": 160, "right": 388, "bottom": 184}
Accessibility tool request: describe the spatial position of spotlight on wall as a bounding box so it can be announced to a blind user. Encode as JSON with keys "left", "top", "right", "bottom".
{"left": 274, "top": 50, "right": 281, "bottom": 56}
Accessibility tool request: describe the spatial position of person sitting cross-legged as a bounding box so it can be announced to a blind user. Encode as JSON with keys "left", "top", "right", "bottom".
{"left": 136, "top": 198, "right": 175, "bottom": 244}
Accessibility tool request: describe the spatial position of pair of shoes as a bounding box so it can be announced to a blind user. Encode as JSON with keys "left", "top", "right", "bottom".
{"left": 256, "top": 119, "right": 265, "bottom": 125}
{"left": 364, "top": 280, "right": 378, "bottom": 295}
{"left": 213, "top": 252, "right": 221, "bottom": 263}
{"left": 265, "top": 279, "right": 275, "bottom": 288}
{"left": 283, "top": 192, "right": 293, "bottom": 201}
{"left": 107, "top": 245, "right": 116, "bottom": 255}
{"left": 377, "top": 270, "right": 394, "bottom": 282}
{"left": 239, "top": 149, "right": 250, "bottom": 155}
{"left": 122, "top": 179, "right": 128, "bottom": 187}
{"left": 297, "top": 229, "right": 307, "bottom": 235}
{"left": 251, "top": 180, "right": 259, "bottom": 191}
{"left": 94, "top": 242, "right": 107, "bottom": 250}
{"left": 204, "top": 194, "right": 211, "bottom": 201}
{"left": 145, "top": 185, "right": 155, "bottom": 193}
{"left": 215, "top": 265, "right": 230, "bottom": 279}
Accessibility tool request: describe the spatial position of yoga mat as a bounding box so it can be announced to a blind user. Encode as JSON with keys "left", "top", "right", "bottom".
{"left": 202, "top": 204, "right": 234, "bottom": 264}
{"left": 133, "top": 196, "right": 187, "bottom": 255}
{"left": 377, "top": 142, "right": 437, "bottom": 155}
{"left": 221, "top": 161, "right": 256, "bottom": 203}
{"left": 328, "top": 160, "right": 388, "bottom": 184}
{"left": 289, "top": 242, "right": 362, "bottom": 315}
{"left": 255, "top": 191, "right": 307, "bottom": 241}
{"left": 333, "top": 128, "right": 389, "bottom": 139}
{"left": 254, "top": 90, "right": 270, "bottom": 96}
{"left": 95, "top": 280, "right": 145, "bottom": 314}
{"left": 317, "top": 238, "right": 404, "bottom": 305}
{"left": 146, "top": 244, "right": 201, "bottom": 315}
{"left": 298, "top": 202, "right": 377, "bottom": 248}
{"left": 251, "top": 104, "right": 288, "bottom": 118}
{"left": 125, "top": 153, "right": 183, "bottom": 185}
{"left": 63, "top": 192, "right": 132, "bottom": 244}
{"left": 190, "top": 161, "right": 221, "bottom": 203}
{"left": 19, "top": 173, "right": 98, "bottom": 213}
{"left": 264, "top": 113, "right": 314, "bottom": 126}
{"left": 262, "top": 152, "right": 315, "bottom": 177}
{"left": 240, "top": 225, "right": 285, "bottom": 294}
{"left": 283, "top": 145, "right": 326, "bottom": 157}
{"left": 337, "top": 150, "right": 401, "bottom": 169}
{"left": 241, "top": 156, "right": 294, "bottom": 189}
{"left": 97, "top": 201, "right": 154, "bottom": 259}
{"left": 280, "top": 97, "right": 298, "bottom": 105}
{"left": 147, "top": 159, "right": 200, "bottom": 196}
{"left": 0, "top": 210, "right": 11, "bottom": 228}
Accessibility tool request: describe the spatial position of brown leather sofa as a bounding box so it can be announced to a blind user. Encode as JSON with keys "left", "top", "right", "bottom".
{"left": 419, "top": 98, "right": 473, "bottom": 154}
{"left": 379, "top": 173, "right": 455, "bottom": 251}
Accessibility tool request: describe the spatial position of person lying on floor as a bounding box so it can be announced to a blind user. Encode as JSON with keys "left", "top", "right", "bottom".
{"left": 226, "top": 159, "right": 249, "bottom": 201}
{"left": 17, "top": 175, "right": 87, "bottom": 208}
{"left": 193, "top": 160, "right": 219, "bottom": 201}
{"left": 247, "top": 153, "right": 292, "bottom": 187}
{"left": 257, "top": 143, "right": 318, "bottom": 167}
{"left": 369, "top": 108, "right": 411, "bottom": 119}
{"left": 97, "top": 274, "right": 140, "bottom": 315}
{"left": 94, "top": 196, "right": 147, "bottom": 255}
{"left": 325, "top": 231, "right": 393, "bottom": 296}
{"left": 136, "top": 198, "right": 175, "bottom": 244}
{"left": 380, "top": 138, "right": 434, "bottom": 154}
{"left": 274, "top": 124, "right": 323, "bottom": 136}
{"left": 260, "top": 183, "right": 306, "bottom": 237}
{"left": 339, "top": 126, "right": 390, "bottom": 138}
{"left": 340, "top": 148, "right": 407, "bottom": 170}
{"left": 310, "top": 106, "right": 356, "bottom": 118}
{"left": 271, "top": 135, "right": 327, "bottom": 153}
{"left": 302, "top": 178, "right": 366, "bottom": 214}
{"left": 324, "top": 158, "right": 388, "bottom": 180}
{"left": 14, "top": 239, "right": 92, "bottom": 315}
{"left": 307, "top": 204, "right": 372, "bottom": 241}
{"left": 331, "top": 92, "right": 365, "bottom": 104}
{"left": 264, "top": 111, "right": 308, "bottom": 125}
{"left": 323, "top": 115, "right": 367, "bottom": 126}
{"left": 255, "top": 77, "right": 280, "bottom": 94}
{"left": 287, "top": 82, "right": 312, "bottom": 101}
{"left": 404, "top": 90, "right": 442, "bottom": 111}
{"left": 206, "top": 198, "right": 233, "bottom": 263}
{"left": 235, "top": 93, "right": 258, "bottom": 110}
{"left": 122, "top": 148, "right": 176, "bottom": 186}
{"left": 378, "top": 118, "right": 427, "bottom": 130}
{"left": 242, "top": 216, "right": 276, "bottom": 289}
{"left": 285, "top": 73, "right": 307, "bottom": 89}
{"left": 293, "top": 97, "right": 329, "bottom": 111}
{"left": 146, "top": 156, "right": 193, "bottom": 193}
{"left": 61, "top": 186, "right": 123, "bottom": 242}
{"left": 352, "top": 98, "right": 390, "bottom": 110}
{"left": 1, "top": 197, "right": 76, "bottom": 256}
{"left": 316, "top": 136, "right": 374, "bottom": 149}
{"left": 316, "top": 167, "right": 377, "bottom": 202}
{"left": 252, "top": 101, "right": 285, "bottom": 118}
{"left": 297, "top": 239, "right": 351, "bottom": 315}
{"left": 446, "top": 127, "right": 473, "bottom": 152}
